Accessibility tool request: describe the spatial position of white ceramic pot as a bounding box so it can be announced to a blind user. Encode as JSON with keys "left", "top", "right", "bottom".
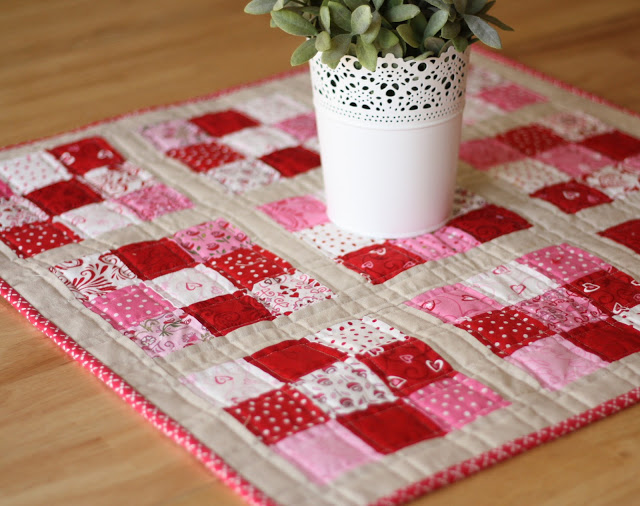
{"left": 310, "top": 46, "right": 470, "bottom": 239}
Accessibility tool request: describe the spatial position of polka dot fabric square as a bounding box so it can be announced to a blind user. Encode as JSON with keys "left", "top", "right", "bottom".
{"left": 167, "top": 141, "right": 245, "bottom": 173}
{"left": 496, "top": 125, "right": 567, "bottom": 157}
{"left": 115, "top": 238, "right": 197, "bottom": 281}
{"left": 310, "top": 319, "right": 407, "bottom": 356}
{"left": 296, "top": 222, "right": 378, "bottom": 257}
{"left": 86, "top": 283, "right": 175, "bottom": 332}
{"left": 0, "top": 152, "right": 71, "bottom": 194}
{"left": 49, "top": 137, "right": 125, "bottom": 175}
{"left": 224, "top": 386, "right": 328, "bottom": 445}
{"left": 0, "top": 220, "right": 80, "bottom": 258}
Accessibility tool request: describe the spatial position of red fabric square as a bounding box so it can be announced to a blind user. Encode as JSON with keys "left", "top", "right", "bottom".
{"left": 0, "top": 220, "right": 80, "bottom": 258}
{"left": 25, "top": 179, "right": 103, "bottom": 215}
{"left": 224, "top": 386, "right": 327, "bottom": 445}
{"left": 531, "top": 181, "right": 612, "bottom": 214}
{"left": 599, "top": 219, "right": 640, "bottom": 255}
{"left": 207, "top": 245, "right": 294, "bottom": 289}
{"left": 496, "top": 125, "right": 567, "bottom": 156}
{"left": 260, "top": 146, "right": 321, "bottom": 178}
{"left": 245, "top": 338, "right": 347, "bottom": 383}
{"left": 564, "top": 319, "right": 640, "bottom": 361}
{"left": 115, "top": 238, "right": 196, "bottom": 280}
{"left": 337, "top": 400, "right": 444, "bottom": 454}
{"left": 184, "top": 292, "right": 274, "bottom": 336}
{"left": 457, "top": 307, "right": 554, "bottom": 357}
{"left": 566, "top": 268, "right": 640, "bottom": 315}
{"left": 359, "top": 337, "right": 454, "bottom": 396}
{"left": 49, "top": 137, "right": 125, "bottom": 175}
{"left": 447, "top": 205, "right": 531, "bottom": 243}
{"left": 190, "top": 110, "right": 259, "bottom": 137}
{"left": 579, "top": 131, "right": 640, "bottom": 161}
{"left": 167, "top": 142, "right": 244, "bottom": 172}
{"left": 337, "top": 242, "right": 425, "bottom": 285}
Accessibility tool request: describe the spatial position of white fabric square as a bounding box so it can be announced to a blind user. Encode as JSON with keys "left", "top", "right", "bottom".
{"left": 183, "top": 359, "right": 283, "bottom": 407}
{"left": 56, "top": 201, "right": 139, "bottom": 238}
{"left": 614, "top": 306, "right": 640, "bottom": 332}
{"left": 251, "top": 270, "right": 333, "bottom": 316}
{"left": 466, "top": 261, "right": 560, "bottom": 306}
{"left": 451, "top": 188, "right": 488, "bottom": 219}
{"left": 222, "top": 125, "right": 298, "bottom": 158}
{"left": 82, "top": 163, "right": 154, "bottom": 198}
{"left": 490, "top": 159, "right": 571, "bottom": 194}
{"left": 150, "top": 264, "right": 237, "bottom": 306}
{"left": 234, "top": 93, "right": 310, "bottom": 124}
{"left": 295, "top": 222, "right": 378, "bottom": 257}
{"left": 0, "top": 196, "right": 49, "bottom": 230}
{"left": 311, "top": 317, "right": 405, "bottom": 356}
{"left": 463, "top": 96, "right": 502, "bottom": 126}
{"left": 584, "top": 166, "right": 640, "bottom": 199}
{"left": 0, "top": 151, "right": 71, "bottom": 194}
{"left": 205, "top": 159, "right": 280, "bottom": 194}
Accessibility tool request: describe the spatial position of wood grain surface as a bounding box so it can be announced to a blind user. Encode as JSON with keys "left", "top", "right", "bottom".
{"left": 1, "top": 1, "right": 638, "bottom": 505}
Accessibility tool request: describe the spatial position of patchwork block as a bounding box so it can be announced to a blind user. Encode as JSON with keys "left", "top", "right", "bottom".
{"left": 190, "top": 110, "right": 259, "bottom": 137}
{"left": 0, "top": 220, "right": 80, "bottom": 258}
{"left": 0, "top": 196, "right": 49, "bottom": 230}
{"left": 274, "top": 112, "right": 317, "bottom": 142}
{"left": 496, "top": 125, "right": 567, "bottom": 157}
{"left": 114, "top": 183, "right": 193, "bottom": 220}
{"left": 337, "top": 400, "right": 444, "bottom": 455}
{"left": 584, "top": 166, "right": 640, "bottom": 199}
{"left": 259, "top": 195, "right": 328, "bottom": 232}
{"left": 260, "top": 146, "right": 321, "bottom": 177}
{"left": 579, "top": 130, "right": 640, "bottom": 161}
{"left": 537, "top": 111, "right": 614, "bottom": 142}
{"left": 149, "top": 264, "right": 237, "bottom": 306}
{"left": 57, "top": 201, "right": 138, "bottom": 238}
{"left": 125, "top": 309, "right": 214, "bottom": 358}
{"left": 49, "top": 137, "right": 125, "bottom": 174}
{"left": 173, "top": 219, "right": 252, "bottom": 262}
{"left": 506, "top": 335, "right": 608, "bottom": 391}
{"left": 233, "top": 93, "right": 310, "bottom": 124}
{"left": 566, "top": 268, "right": 640, "bottom": 315}
{"left": 476, "top": 82, "right": 547, "bottom": 112}
{"left": 310, "top": 318, "right": 407, "bottom": 356}
{"left": 223, "top": 125, "right": 298, "bottom": 158}
{"left": 599, "top": 219, "right": 640, "bottom": 254}
{"left": 82, "top": 164, "right": 153, "bottom": 198}
{"left": 407, "top": 373, "right": 509, "bottom": 430}
{"left": 224, "top": 386, "right": 328, "bottom": 445}
{"left": 535, "top": 144, "right": 614, "bottom": 178}
{"left": 25, "top": 179, "right": 103, "bottom": 215}
{"left": 433, "top": 226, "right": 482, "bottom": 253}
{"left": 115, "top": 238, "right": 197, "bottom": 280}
{"left": 462, "top": 96, "right": 502, "bottom": 125}
{"left": 490, "top": 159, "right": 570, "bottom": 194}
{"left": 459, "top": 138, "right": 525, "bottom": 170}
{"left": 139, "top": 119, "right": 214, "bottom": 152}
{"left": 531, "top": 180, "right": 612, "bottom": 213}
{"left": 184, "top": 292, "right": 274, "bottom": 336}
{"left": 296, "top": 222, "right": 378, "bottom": 257}
{"left": 0, "top": 152, "right": 70, "bottom": 194}
{"left": 167, "top": 141, "right": 245, "bottom": 172}
{"left": 337, "top": 243, "right": 425, "bottom": 285}
{"left": 245, "top": 338, "right": 346, "bottom": 383}
{"left": 451, "top": 188, "right": 489, "bottom": 219}
{"left": 392, "top": 233, "right": 456, "bottom": 262}
{"left": 447, "top": 205, "right": 531, "bottom": 243}
{"left": 251, "top": 270, "right": 333, "bottom": 317}
{"left": 563, "top": 319, "right": 640, "bottom": 361}
{"left": 205, "top": 159, "right": 280, "bottom": 194}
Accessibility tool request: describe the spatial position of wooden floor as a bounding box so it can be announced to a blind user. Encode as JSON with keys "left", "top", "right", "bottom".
{"left": 1, "top": 1, "right": 639, "bottom": 505}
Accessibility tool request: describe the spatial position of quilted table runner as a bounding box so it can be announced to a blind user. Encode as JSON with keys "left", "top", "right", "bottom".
{"left": 2, "top": 49, "right": 640, "bottom": 506}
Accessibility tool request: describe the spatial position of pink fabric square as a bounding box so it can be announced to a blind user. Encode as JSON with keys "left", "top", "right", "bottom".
{"left": 584, "top": 166, "right": 640, "bottom": 199}
{"left": 622, "top": 153, "right": 640, "bottom": 172}
{"left": 408, "top": 373, "right": 509, "bottom": 430}
{"left": 86, "top": 283, "right": 176, "bottom": 331}
{"left": 407, "top": 283, "right": 504, "bottom": 324}
{"left": 515, "top": 287, "right": 607, "bottom": 334}
{"left": 274, "top": 419, "right": 380, "bottom": 485}
{"left": 459, "top": 138, "right": 525, "bottom": 170}
{"left": 310, "top": 318, "right": 406, "bottom": 356}
{"left": 0, "top": 196, "right": 49, "bottom": 230}
{"left": 116, "top": 183, "right": 193, "bottom": 221}
{"left": 274, "top": 112, "right": 317, "bottom": 142}
{"left": 537, "top": 112, "right": 614, "bottom": 142}
{"left": 183, "top": 358, "right": 283, "bottom": 407}
{"left": 0, "top": 152, "right": 71, "bottom": 194}
{"left": 173, "top": 219, "right": 252, "bottom": 262}
{"left": 139, "top": 119, "right": 213, "bottom": 152}
{"left": 251, "top": 270, "right": 333, "bottom": 317}
{"left": 392, "top": 233, "right": 456, "bottom": 262}
{"left": 0, "top": 180, "right": 13, "bottom": 198}
{"left": 125, "top": 309, "right": 214, "bottom": 358}
{"left": 535, "top": 143, "right": 614, "bottom": 177}
{"left": 82, "top": 164, "right": 154, "bottom": 198}
{"left": 477, "top": 83, "right": 547, "bottom": 112}
{"left": 516, "top": 243, "right": 613, "bottom": 284}
{"left": 506, "top": 335, "right": 608, "bottom": 391}
{"left": 433, "top": 226, "right": 481, "bottom": 253}
{"left": 259, "top": 195, "right": 329, "bottom": 232}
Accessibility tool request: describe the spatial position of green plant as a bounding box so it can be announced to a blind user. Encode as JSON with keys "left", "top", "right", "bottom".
{"left": 244, "top": 0, "right": 512, "bottom": 71}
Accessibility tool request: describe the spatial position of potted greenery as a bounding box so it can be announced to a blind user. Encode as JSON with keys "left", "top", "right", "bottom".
{"left": 245, "top": 0, "right": 511, "bottom": 238}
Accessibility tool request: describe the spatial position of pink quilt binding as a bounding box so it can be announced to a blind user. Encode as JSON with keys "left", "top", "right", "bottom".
{"left": 2, "top": 47, "right": 639, "bottom": 506}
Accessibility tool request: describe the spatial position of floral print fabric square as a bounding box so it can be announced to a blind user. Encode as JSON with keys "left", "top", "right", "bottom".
{"left": 173, "top": 219, "right": 252, "bottom": 262}
{"left": 139, "top": 119, "right": 213, "bottom": 152}
{"left": 82, "top": 164, "right": 153, "bottom": 198}
{"left": 0, "top": 197, "right": 48, "bottom": 230}
{"left": 113, "top": 183, "right": 193, "bottom": 221}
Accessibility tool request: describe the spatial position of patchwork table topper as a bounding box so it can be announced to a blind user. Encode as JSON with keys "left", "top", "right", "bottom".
{"left": 1, "top": 48, "right": 640, "bottom": 506}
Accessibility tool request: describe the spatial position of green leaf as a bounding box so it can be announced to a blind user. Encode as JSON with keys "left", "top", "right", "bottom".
{"left": 271, "top": 10, "right": 318, "bottom": 36}
{"left": 423, "top": 9, "right": 449, "bottom": 38}
{"left": 423, "top": 0, "right": 452, "bottom": 12}
{"left": 467, "top": 0, "right": 487, "bottom": 14}
{"left": 301, "top": 6, "right": 321, "bottom": 16}
{"left": 386, "top": 0, "right": 403, "bottom": 8}
{"left": 441, "top": 20, "right": 461, "bottom": 39}
{"left": 463, "top": 13, "right": 501, "bottom": 48}
{"left": 355, "top": 36, "right": 378, "bottom": 71}
{"left": 328, "top": 1, "right": 352, "bottom": 32}
{"left": 351, "top": 5, "right": 372, "bottom": 35}
{"left": 376, "top": 27, "right": 399, "bottom": 49}
{"left": 361, "top": 11, "right": 382, "bottom": 44}
{"left": 291, "top": 38, "right": 318, "bottom": 66}
{"left": 452, "top": 35, "right": 469, "bottom": 52}
{"left": 244, "top": 0, "right": 278, "bottom": 15}
{"left": 320, "top": 5, "right": 331, "bottom": 32}
{"left": 385, "top": 43, "right": 403, "bottom": 58}
{"left": 410, "top": 13, "right": 428, "bottom": 36}
{"left": 315, "top": 30, "right": 332, "bottom": 51}
{"left": 322, "top": 33, "right": 352, "bottom": 68}
{"left": 373, "top": 0, "right": 385, "bottom": 11}
{"left": 453, "top": 0, "right": 467, "bottom": 14}
{"left": 439, "top": 39, "right": 454, "bottom": 55}
{"left": 397, "top": 23, "right": 420, "bottom": 48}
{"left": 344, "top": 0, "right": 368, "bottom": 10}
{"left": 479, "top": 14, "right": 514, "bottom": 31}
{"left": 423, "top": 36, "right": 445, "bottom": 54}
{"left": 386, "top": 4, "right": 421, "bottom": 23}
{"left": 479, "top": 0, "right": 495, "bottom": 15}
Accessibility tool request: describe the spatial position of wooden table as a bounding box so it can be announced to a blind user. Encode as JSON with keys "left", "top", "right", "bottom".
{"left": 1, "top": 1, "right": 638, "bottom": 505}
